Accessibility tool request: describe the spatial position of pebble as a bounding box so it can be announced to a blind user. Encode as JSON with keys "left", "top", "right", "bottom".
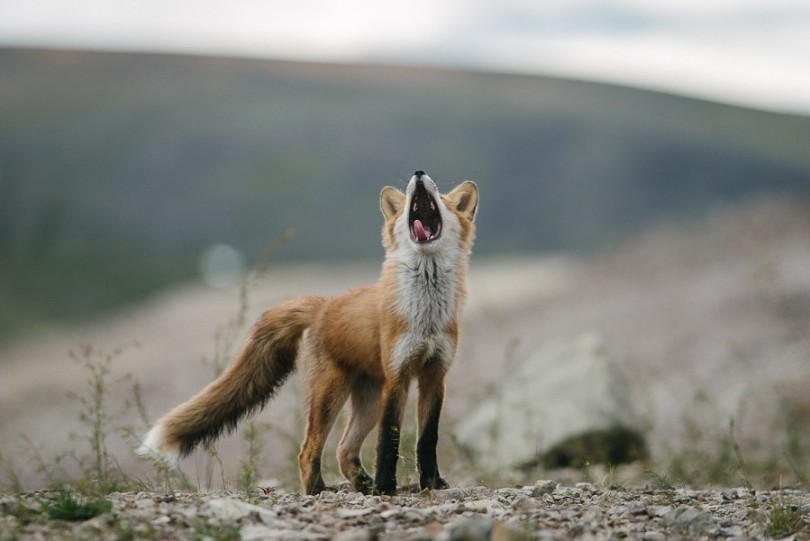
{"left": 531, "top": 480, "right": 557, "bottom": 497}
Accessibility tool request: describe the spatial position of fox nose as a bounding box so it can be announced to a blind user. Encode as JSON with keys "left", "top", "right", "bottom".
{"left": 413, "top": 170, "right": 425, "bottom": 179}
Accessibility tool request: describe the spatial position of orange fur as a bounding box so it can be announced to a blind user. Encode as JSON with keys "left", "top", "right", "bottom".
{"left": 138, "top": 172, "right": 478, "bottom": 495}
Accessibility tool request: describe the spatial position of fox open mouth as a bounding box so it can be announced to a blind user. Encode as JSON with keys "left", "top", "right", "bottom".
{"left": 409, "top": 181, "right": 443, "bottom": 243}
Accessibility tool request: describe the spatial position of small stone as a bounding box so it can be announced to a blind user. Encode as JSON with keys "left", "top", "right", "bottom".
{"left": 380, "top": 507, "right": 401, "bottom": 519}
{"left": 334, "top": 528, "right": 375, "bottom": 541}
{"left": 608, "top": 504, "right": 629, "bottom": 516}
{"left": 464, "top": 499, "right": 502, "bottom": 512}
{"left": 447, "top": 517, "right": 493, "bottom": 541}
{"left": 336, "top": 508, "right": 373, "bottom": 519}
{"left": 662, "top": 505, "right": 716, "bottom": 535}
{"left": 437, "top": 487, "right": 468, "bottom": 502}
{"left": 511, "top": 495, "right": 533, "bottom": 512}
{"left": 627, "top": 502, "right": 648, "bottom": 516}
{"left": 240, "top": 524, "right": 276, "bottom": 541}
{"left": 423, "top": 521, "right": 445, "bottom": 537}
{"left": 648, "top": 505, "right": 672, "bottom": 518}
{"left": 719, "top": 525, "right": 745, "bottom": 537}
{"left": 203, "top": 497, "right": 275, "bottom": 523}
{"left": 492, "top": 519, "right": 533, "bottom": 541}
{"left": 532, "top": 480, "right": 557, "bottom": 497}
{"left": 467, "top": 486, "right": 494, "bottom": 498}
{"left": 134, "top": 498, "right": 156, "bottom": 510}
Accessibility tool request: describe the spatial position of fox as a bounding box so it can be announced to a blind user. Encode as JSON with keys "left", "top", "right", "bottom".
{"left": 137, "top": 171, "right": 479, "bottom": 496}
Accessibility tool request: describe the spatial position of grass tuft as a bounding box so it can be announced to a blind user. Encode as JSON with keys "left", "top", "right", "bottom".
{"left": 237, "top": 419, "right": 265, "bottom": 499}
{"left": 192, "top": 521, "right": 242, "bottom": 541}
{"left": 764, "top": 493, "right": 805, "bottom": 538}
{"left": 42, "top": 489, "right": 112, "bottom": 521}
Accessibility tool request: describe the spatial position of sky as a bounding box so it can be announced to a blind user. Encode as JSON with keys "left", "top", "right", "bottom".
{"left": 2, "top": 0, "right": 810, "bottom": 114}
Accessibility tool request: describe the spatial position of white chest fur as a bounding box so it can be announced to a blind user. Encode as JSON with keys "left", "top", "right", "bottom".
{"left": 396, "top": 254, "right": 456, "bottom": 332}
{"left": 389, "top": 253, "right": 459, "bottom": 373}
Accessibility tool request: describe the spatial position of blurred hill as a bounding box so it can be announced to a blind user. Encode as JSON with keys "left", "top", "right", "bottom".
{"left": 2, "top": 47, "right": 810, "bottom": 336}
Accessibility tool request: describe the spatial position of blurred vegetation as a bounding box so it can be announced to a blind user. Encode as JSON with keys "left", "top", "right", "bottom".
{"left": 2, "top": 47, "right": 810, "bottom": 339}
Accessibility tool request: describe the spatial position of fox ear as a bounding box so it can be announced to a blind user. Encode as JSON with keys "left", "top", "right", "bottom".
{"left": 448, "top": 181, "right": 478, "bottom": 220}
{"left": 380, "top": 186, "right": 405, "bottom": 220}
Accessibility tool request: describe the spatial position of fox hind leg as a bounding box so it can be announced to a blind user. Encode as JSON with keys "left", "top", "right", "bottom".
{"left": 337, "top": 375, "right": 381, "bottom": 494}
{"left": 299, "top": 366, "right": 350, "bottom": 495}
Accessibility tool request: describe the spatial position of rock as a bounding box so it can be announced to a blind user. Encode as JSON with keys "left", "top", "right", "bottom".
{"left": 453, "top": 333, "right": 646, "bottom": 471}
{"left": 662, "top": 505, "right": 717, "bottom": 535}
{"left": 648, "top": 505, "right": 672, "bottom": 518}
{"left": 492, "top": 520, "right": 533, "bottom": 541}
{"left": 464, "top": 499, "right": 503, "bottom": 512}
{"left": 436, "top": 487, "right": 468, "bottom": 502}
{"left": 531, "top": 480, "right": 557, "bottom": 497}
{"left": 336, "top": 508, "right": 374, "bottom": 519}
{"left": 241, "top": 524, "right": 327, "bottom": 540}
{"left": 202, "top": 497, "right": 276, "bottom": 523}
{"left": 334, "top": 528, "right": 376, "bottom": 541}
{"left": 446, "top": 517, "right": 494, "bottom": 541}
{"left": 510, "top": 495, "right": 533, "bottom": 512}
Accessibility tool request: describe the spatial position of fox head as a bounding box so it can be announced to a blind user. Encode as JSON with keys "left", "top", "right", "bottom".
{"left": 380, "top": 171, "right": 478, "bottom": 256}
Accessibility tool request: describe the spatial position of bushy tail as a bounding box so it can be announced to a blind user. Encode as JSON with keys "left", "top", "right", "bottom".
{"left": 138, "top": 295, "right": 327, "bottom": 462}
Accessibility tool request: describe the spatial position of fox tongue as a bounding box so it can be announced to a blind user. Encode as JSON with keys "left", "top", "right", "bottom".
{"left": 413, "top": 219, "right": 430, "bottom": 242}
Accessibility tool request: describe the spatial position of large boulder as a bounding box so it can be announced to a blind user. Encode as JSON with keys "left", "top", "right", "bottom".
{"left": 453, "top": 333, "right": 646, "bottom": 471}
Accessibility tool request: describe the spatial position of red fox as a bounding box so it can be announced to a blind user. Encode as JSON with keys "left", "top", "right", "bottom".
{"left": 137, "top": 171, "right": 479, "bottom": 495}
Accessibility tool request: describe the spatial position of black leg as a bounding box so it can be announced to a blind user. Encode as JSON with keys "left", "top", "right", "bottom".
{"left": 417, "top": 367, "right": 448, "bottom": 490}
{"left": 374, "top": 384, "right": 406, "bottom": 496}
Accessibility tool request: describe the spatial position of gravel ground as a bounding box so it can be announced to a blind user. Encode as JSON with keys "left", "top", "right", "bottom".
{"left": 2, "top": 483, "right": 809, "bottom": 540}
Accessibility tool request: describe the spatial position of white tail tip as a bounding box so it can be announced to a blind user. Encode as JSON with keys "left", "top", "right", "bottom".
{"left": 136, "top": 424, "right": 180, "bottom": 465}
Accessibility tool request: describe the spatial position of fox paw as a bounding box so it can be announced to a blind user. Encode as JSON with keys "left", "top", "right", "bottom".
{"left": 352, "top": 471, "right": 374, "bottom": 494}
{"left": 420, "top": 476, "right": 449, "bottom": 491}
{"left": 304, "top": 476, "right": 327, "bottom": 495}
{"left": 372, "top": 480, "right": 397, "bottom": 496}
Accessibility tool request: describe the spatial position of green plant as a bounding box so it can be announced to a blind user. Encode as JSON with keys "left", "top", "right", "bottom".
{"left": 198, "top": 444, "right": 227, "bottom": 491}
{"left": 665, "top": 410, "right": 757, "bottom": 488}
{"left": 17, "top": 432, "right": 74, "bottom": 489}
{"left": 192, "top": 521, "right": 241, "bottom": 541}
{"left": 591, "top": 464, "right": 625, "bottom": 490}
{"left": 42, "top": 489, "right": 112, "bottom": 521}
{"left": 69, "top": 345, "right": 115, "bottom": 486}
{"left": 783, "top": 396, "right": 810, "bottom": 489}
{"left": 121, "top": 378, "right": 192, "bottom": 494}
{"left": 0, "top": 452, "right": 23, "bottom": 493}
{"left": 764, "top": 493, "right": 805, "bottom": 538}
{"left": 67, "top": 343, "right": 140, "bottom": 493}
{"left": 394, "top": 417, "right": 420, "bottom": 492}
{"left": 728, "top": 419, "right": 753, "bottom": 489}
{"left": 237, "top": 419, "right": 265, "bottom": 498}
{"left": 193, "top": 231, "right": 296, "bottom": 491}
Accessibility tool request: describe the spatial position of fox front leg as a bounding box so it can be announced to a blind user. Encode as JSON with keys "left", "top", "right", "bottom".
{"left": 373, "top": 380, "right": 408, "bottom": 496}
{"left": 416, "top": 363, "right": 449, "bottom": 490}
